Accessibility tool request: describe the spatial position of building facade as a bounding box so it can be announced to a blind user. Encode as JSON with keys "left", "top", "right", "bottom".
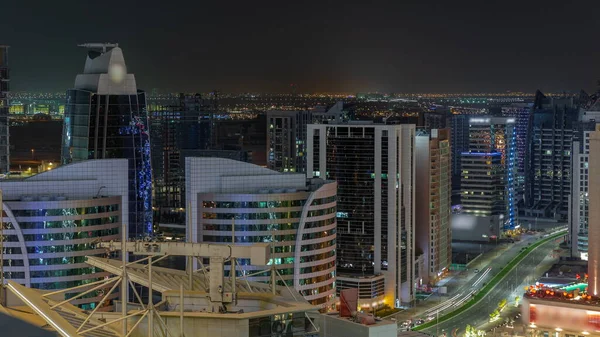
{"left": 0, "top": 159, "right": 128, "bottom": 308}
{"left": 501, "top": 103, "right": 532, "bottom": 192}
{"left": 307, "top": 122, "right": 416, "bottom": 305}
{"left": 150, "top": 94, "right": 215, "bottom": 225}
{"left": 61, "top": 43, "right": 152, "bottom": 237}
{"left": 450, "top": 114, "right": 486, "bottom": 194}
{"left": 186, "top": 157, "right": 337, "bottom": 309}
{"left": 461, "top": 117, "right": 517, "bottom": 229}
{"left": 266, "top": 110, "right": 311, "bottom": 173}
{"left": 587, "top": 124, "right": 600, "bottom": 296}
{"left": 570, "top": 132, "right": 593, "bottom": 260}
{"left": 522, "top": 296, "right": 600, "bottom": 337}
{"left": 415, "top": 129, "right": 451, "bottom": 283}
{"left": 0, "top": 45, "right": 9, "bottom": 174}
{"left": 524, "top": 94, "right": 579, "bottom": 219}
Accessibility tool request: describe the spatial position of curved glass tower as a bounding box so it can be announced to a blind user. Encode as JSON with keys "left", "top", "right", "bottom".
{"left": 61, "top": 44, "right": 152, "bottom": 237}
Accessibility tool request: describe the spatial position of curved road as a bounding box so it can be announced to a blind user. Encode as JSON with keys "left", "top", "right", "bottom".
{"left": 419, "top": 236, "right": 562, "bottom": 336}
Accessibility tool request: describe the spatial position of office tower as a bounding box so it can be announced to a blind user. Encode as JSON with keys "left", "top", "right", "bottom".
{"left": 568, "top": 100, "right": 600, "bottom": 260}
{"left": 461, "top": 117, "right": 517, "bottom": 228}
{"left": 61, "top": 43, "right": 152, "bottom": 237}
{"left": 570, "top": 131, "right": 593, "bottom": 260}
{"left": 151, "top": 93, "right": 215, "bottom": 225}
{"left": 587, "top": 124, "right": 600, "bottom": 295}
{"left": 307, "top": 122, "right": 416, "bottom": 305}
{"left": 450, "top": 115, "right": 470, "bottom": 193}
{"left": 501, "top": 103, "right": 532, "bottom": 191}
{"left": 450, "top": 114, "right": 488, "bottom": 194}
{"left": 522, "top": 91, "right": 581, "bottom": 219}
{"left": 185, "top": 158, "right": 337, "bottom": 308}
{"left": 267, "top": 110, "right": 311, "bottom": 173}
{"left": 0, "top": 159, "right": 128, "bottom": 308}
{"left": 423, "top": 110, "right": 449, "bottom": 129}
{"left": 215, "top": 114, "right": 267, "bottom": 166}
{"left": 415, "top": 129, "right": 451, "bottom": 283}
{"left": 0, "top": 46, "right": 9, "bottom": 174}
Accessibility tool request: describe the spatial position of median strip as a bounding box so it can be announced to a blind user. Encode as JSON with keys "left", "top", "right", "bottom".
{"left": 413, "top": 230, "right": 566, "bottom": 331}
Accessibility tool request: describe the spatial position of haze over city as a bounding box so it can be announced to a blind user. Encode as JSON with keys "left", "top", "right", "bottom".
{"left": 2, "top": 0, "right": 600, "bottom": 93}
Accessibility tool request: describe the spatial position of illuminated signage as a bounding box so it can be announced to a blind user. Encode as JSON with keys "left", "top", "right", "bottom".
{"left": 469, "top": 118, "right": 490, "bottom": 123}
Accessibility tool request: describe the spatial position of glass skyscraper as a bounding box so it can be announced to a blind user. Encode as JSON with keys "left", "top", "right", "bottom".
{"left": 0, "top": 45, "right": 9, "bottom": 174}
{"left": 524, "top": 93, "right": 580, "bottom": 219}
{"left": 61, "top": 43, "right": 152, "bottom": 237}
{"left": 461, "top": 117, "right": 517, "bottom": 229}
{"left": 307, "top": 123, "right": 416, "bottom": 305}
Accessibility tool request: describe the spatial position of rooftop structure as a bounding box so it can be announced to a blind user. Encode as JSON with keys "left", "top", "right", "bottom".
{"left": 0, "top": 239, "right": 323, "bottom": 337}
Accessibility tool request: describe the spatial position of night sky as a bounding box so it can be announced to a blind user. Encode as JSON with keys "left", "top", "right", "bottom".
{"left": 2, "top": 0, "right": 600, "bottom": 93}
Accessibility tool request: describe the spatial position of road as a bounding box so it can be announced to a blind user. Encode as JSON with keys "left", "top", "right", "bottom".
{"left": 419, "top": 235, "right": 562, "bottom": 336}
{"left": 400, "top": 233, "right": 544, "bottom": 324}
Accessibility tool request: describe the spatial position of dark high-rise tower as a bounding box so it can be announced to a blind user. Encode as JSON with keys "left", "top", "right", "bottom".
{"left": 267, "top": 110, "right": 312, "bottom": 173}
{"left": 307, "top": 123, "right": 416, "bottom": 305}
{"left": 150, "top": 93, "right": 216, "bottom": 224}
{"left": 0, "top": 46, "right": 9, "bottom": 174}
{"left": 523, "top": 92, "right": 581, "bottom": 219}
{"left": 61, "top": 43, "right": 152, "bottom": 237}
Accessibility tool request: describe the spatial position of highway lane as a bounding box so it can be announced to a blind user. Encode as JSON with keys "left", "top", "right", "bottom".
{"left": 410, "top": 233, "right": 547, "bottom": 323}
{"left": 419, "top": 236, "right": 562, "bottom": 336}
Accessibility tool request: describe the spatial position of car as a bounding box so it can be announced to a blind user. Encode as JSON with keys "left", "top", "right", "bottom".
{"left": 415, "top": 319, "right": 425, "bottom": 325}
{"left": 474, "top": 268, "right": 480, "bottom": 273}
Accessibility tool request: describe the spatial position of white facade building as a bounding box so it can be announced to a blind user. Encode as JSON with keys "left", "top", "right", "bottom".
{"left": 185, "top": 157, "right": 337, "bottom": 308}
{"left": 570, "top": 129, "right": 594, "bottom": 260}
{"left": 587, "top": 125, "right": 600, "bottom": 296}
{"left": 306, "top": 122, "right": 416, "bottom": 305}
{"left": 0, "top": 159, "right": 128, "bottom": 308}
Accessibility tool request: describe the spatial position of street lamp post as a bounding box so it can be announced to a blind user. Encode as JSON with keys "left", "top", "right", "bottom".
{"left": 436, "top": 309, "right": 439, "bottom": 337}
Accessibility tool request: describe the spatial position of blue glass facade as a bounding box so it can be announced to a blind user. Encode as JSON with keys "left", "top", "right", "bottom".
{"left": 462, "top": 118, "right": 517, "bottom": 229}
{"left": 62, "top": 90, "right": 152, "bottom": 237}
{"left": 505, "top": 127, "right": 517, "bottom": 229}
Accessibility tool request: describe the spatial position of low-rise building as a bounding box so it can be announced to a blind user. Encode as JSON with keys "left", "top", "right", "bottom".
{"left": 0, "top": 159, "right": 128, "bottom": 309}
{"left": 186, "top": 157, "right": 337, "bottom": 309}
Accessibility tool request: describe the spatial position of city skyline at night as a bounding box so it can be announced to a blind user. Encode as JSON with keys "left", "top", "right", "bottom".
{"left": 2, "top": 1, "right": 600, "bottom": 336}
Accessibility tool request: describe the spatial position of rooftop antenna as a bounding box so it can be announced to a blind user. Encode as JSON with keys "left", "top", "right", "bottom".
{"left": 77, "top": 43, "right": 119, "bottom": 53}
